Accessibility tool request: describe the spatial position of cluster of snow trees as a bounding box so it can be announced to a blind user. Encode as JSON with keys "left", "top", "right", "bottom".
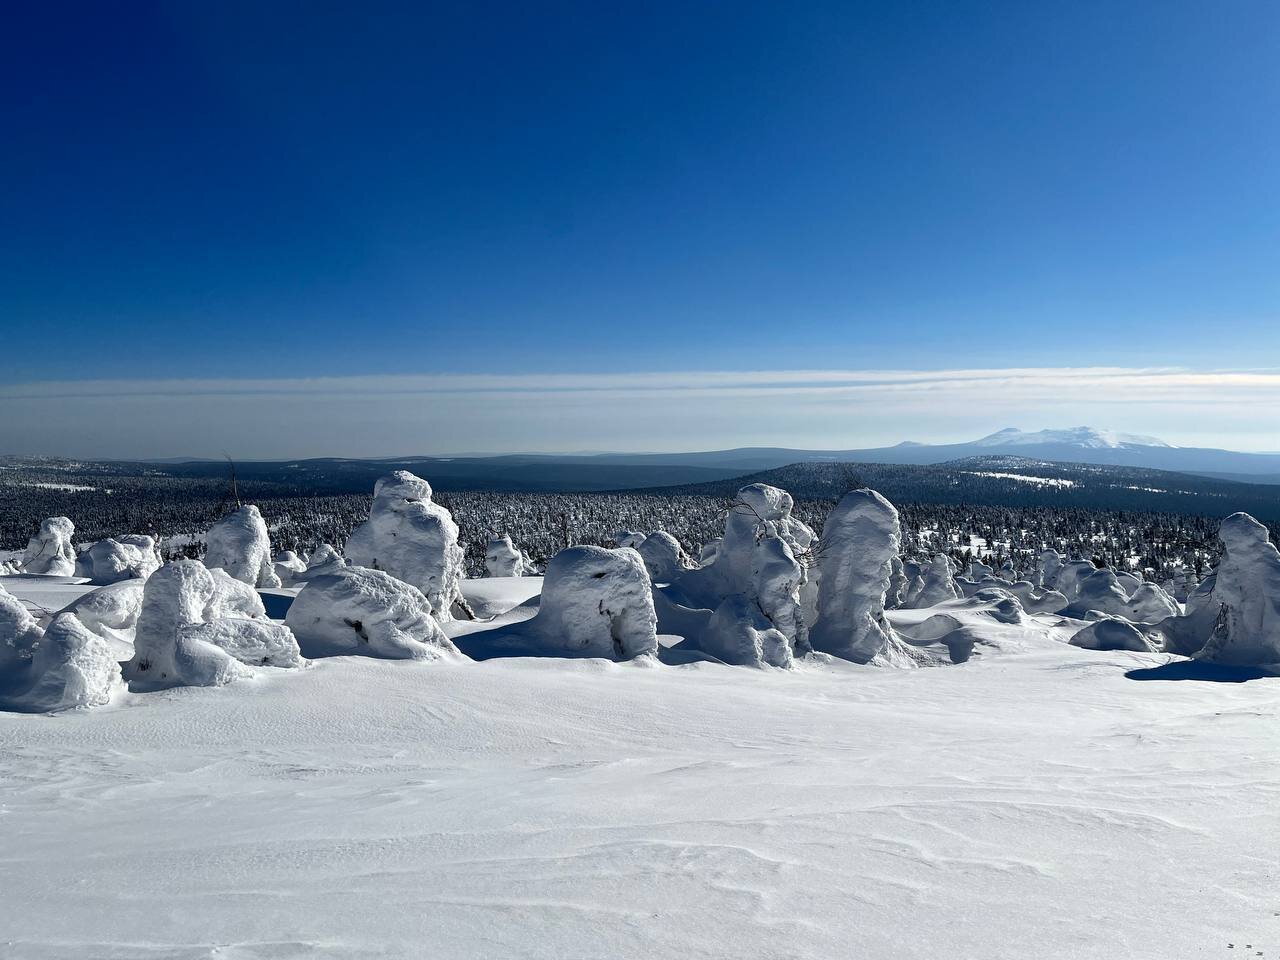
{"left": 5, "top": 468, "right": 1280, "bottom": 712}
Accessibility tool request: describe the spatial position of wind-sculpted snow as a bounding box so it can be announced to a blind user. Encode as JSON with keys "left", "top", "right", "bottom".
{"left": 485, "top": 534, "right": 532, "bottom": 578}
{"left": 906, "top": 554, "right": 961, "bottom": 607}
{"left": 0, "top": 611, "right": 123, "bottom": 711}
{"left": 1189, "top": 512, "right": 1280, "bottom": 666}
{"left": 75, "top": 534, "right": 161, "bottom": 585}
{"left": 459, "top": 545, "right": 657, "bottom": 661}
{"left": 286, "top": 565, "right": 461, "bottom": 661}
{"left": 204, "top": 504, "right": 281, "bottom": 588}
{"left": 21, "top": 516, "right": 77, "bottom": 576}
{"left": 127, "top": 561, "right": 304, "bottom": 687}
{"left": 810, "top": 489, "right": 916, "bottom": 665}
{"left": 51, "top": 579, "right": 145, "bottom": 650}
{"left": 1070, "top": 616, "right": 1155, "bottom": 652}
{"left": 295, "top": 542, "right": 347, "bottom": 581}
{"left": 664, "top": 484, "right": 813, "bottom": 662}
{"left": 273, "top": 549, "right": 307, "bottom": 586}
{"left": 1, "top": 582, "right": 44, "bottom": 669}
{"left": 697, "top": 593, "right": 793, "bottom": 667}
{"left": 635, "top": 530, "right": 690, "bottom": 584}
{"left": 345, "top": 471, "right": 466, "bottom": 620}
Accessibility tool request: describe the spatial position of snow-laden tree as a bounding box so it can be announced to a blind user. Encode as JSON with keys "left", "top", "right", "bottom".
{"left": 810, "top": 489, "right": 917, "bottom": 665}
{"left": 126, "top": 561, "right": 304, "bottom": 687}
{"left": 75, "top": 535, "right": 161, "bottom": 585}
{"left": 905, "top": 554, "right": 961, "bottom": 607}
{"left": 21, "top": 516, "right": 76, "bottom": 576}
{"left": 460, "top": 546, "right": 657, "bottom": 661}
{"left": 272, "top": 550, "right": 307, "bottom": 587}
{"left": 345, "top": 472, "right": 466, "bottom": 620}
{"left": 636, "top": 531, "right": 690, "bottom": 584}
{"left": 285, "top": 566, "right": 461, "bottom": 661}
{"left": 1190, "top": 512, "right": 1280, "bottom": 666}
{"left": 484, "top": 534, "right": 532, "bottom": 578}
{"left": 204, "top": 505, "right": 281, "bottom": 588}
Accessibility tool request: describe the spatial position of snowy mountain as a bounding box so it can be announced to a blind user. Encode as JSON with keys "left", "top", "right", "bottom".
{"left": 973, "top": 426, "right": 1174, "bottom": 450}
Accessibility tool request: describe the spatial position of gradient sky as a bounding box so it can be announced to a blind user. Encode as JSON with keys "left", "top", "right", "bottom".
{"left": 3, "top": 1, "right": 1278, "bottom": 456}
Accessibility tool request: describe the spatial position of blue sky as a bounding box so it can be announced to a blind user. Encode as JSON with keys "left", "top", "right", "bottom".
{"left": 3, "top": 1, "right": 1278, "bottom": 455}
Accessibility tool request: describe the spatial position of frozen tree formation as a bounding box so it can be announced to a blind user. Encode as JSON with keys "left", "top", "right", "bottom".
{"left": 636, "top": 531, "right": 690, "bottom": 584}
{"left": 1037, "top": 549, "right": 1064, "bottom": 590}
{"left": 21, "top": 516, "right": 77, "bottom": 576}
{"left": 461, "top": 546, "right": 657, "bottom": 661}
{"left": 1187, "top": 512, "right": 1280, "bottom": 666}
{"left": 75, "top": 535, "right": 161, "bottom": 585}
{"left": 906, "top": 554, "right": 961, "bottom": 607}
{"left": 126, "top": 561, "right": 304, "bottom": 687}
{"left": 810, "top": 489, "right": 917, "bottom": 666}
{"left": 272, "top": 550, "right": 308, "bottom": 587}
{"left": 345, "top": 471, "right": 466, "bottom": 620}
{"left": 699, "top": 593, "right": 793, "bottom": 668}
{"left": 295, "top": 544, "right": 347, "bottom": 581}
{"left": 0, "top": 612, "right": 125, "bottom": 711}
{"left": 285, "top": 566, "right": 460, "bottom": 661}
{"left": 52, "top": 580, "right": 146, "bottom": 651}
{"left": 204, "top": 505, "right": 281, "bottom": 588}
{"left": 485, "top": 534, "right": 532, "bottom": 578}
{"left": 1, "top": 582, "right": 44, "bottom": 667}
{"left": 613, "top": 530, "right": 648, "bottom": 549}
{"left": 666, "top": 483, "right": 814, "bottom": 662}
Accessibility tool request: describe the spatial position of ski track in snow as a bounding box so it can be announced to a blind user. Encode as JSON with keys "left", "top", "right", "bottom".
{"left": 1, "top": 578, "right": 1278, "bottom": 959}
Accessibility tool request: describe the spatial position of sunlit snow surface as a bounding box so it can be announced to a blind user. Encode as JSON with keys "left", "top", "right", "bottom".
{"left": 1, "top": 576, "right": 1277, "bottom": 959}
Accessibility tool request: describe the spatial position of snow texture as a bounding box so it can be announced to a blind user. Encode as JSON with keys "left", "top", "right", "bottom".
{"left": 0, "top": 611, "right": 124, "bottom": 711}
{"left": 345, "top": 471, "right": 466, "bottom": 620}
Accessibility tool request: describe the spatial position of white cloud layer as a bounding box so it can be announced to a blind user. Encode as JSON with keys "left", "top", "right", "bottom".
{"left": 3, "top": 366, "right": 1278, "bottom": 458}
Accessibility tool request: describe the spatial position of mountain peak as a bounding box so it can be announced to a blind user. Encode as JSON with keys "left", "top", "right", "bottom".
{"left": 974, "top": 427, "right": 1174, "bottom": 449}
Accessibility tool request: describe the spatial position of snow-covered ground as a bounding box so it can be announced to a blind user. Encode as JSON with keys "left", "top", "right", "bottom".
{"left": 1, "top": 575, "right": 1276, "bottom": 958}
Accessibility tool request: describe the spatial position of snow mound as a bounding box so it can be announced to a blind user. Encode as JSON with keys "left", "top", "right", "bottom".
{"left": 52, "top": 579, "right": 146, "bottom": 647}
{"left": 0, "top": 611, "right": 124, "bottom": 711}
{"left": 1, "top": 582, "right": 44, "bottom": 668}
{"left": 1070, "top": 616, "right": 1155, "bottom": 652}
{"left": 21, "top": 516, "right": 77, "bottom": 576}
{"left": 697, "top": 594, "right": 793, "bottom": 668}
{"left": 285, "top": 566, "right": 461, "bottom": 661}
{"left": 126, "top": 561, "right": 305, "bottom": 687}
{"left": 295, "top": 543, "right": 347, "bottom": 581}
{"left": 204, "top": 505, "right": 281, "bottom": 588}
{"left": 810, "top": 489, "right": 915, "bottom": 666}
{"left": 345, "top": 471, "right": 466, "bottom": 620}
{"left": 75, "top": 535, "right": 161, "bottom": 585}
{"left": 461, "top": 546, "right": 657, "bottom": 661}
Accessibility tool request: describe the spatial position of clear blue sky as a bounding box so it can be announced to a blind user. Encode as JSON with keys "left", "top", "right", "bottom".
{"left": 2, "top": 1, "right": 1278, "bottom": 455}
